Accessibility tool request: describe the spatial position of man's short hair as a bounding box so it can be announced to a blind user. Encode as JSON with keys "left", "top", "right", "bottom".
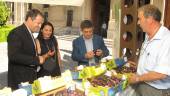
{"left": 80, "top": 20, "right": 93, "bottom": 30}
{"left": 25, "top": 9, "right": 44, "bottom": 21}
{"left": 138, "top": 4, "right": 161, "bottom": 22}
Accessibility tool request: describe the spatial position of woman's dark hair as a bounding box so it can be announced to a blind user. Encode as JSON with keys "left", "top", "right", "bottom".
{"left": 37, "top": 22, "right": 58, "bottom": 52}
{"left": 37, "top": 22, "right": 54, "bottom": 40}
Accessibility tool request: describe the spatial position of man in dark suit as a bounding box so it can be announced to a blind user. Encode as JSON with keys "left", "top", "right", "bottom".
{"left": 7, "top": 9, "right": 51, "bottom": 90}
{"left": 71, "top": 20, "right": 109, "bottom": 66}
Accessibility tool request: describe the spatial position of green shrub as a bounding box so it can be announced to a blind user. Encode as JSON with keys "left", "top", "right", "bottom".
{"left": 0, "top": 0, "right": 10, "bottom": 26}
{"left": 0, "top": 25, "right": 15, "bottom": 42}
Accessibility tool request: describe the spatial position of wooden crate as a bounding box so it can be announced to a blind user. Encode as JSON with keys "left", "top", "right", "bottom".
{"left": 35, "top": 86, "right": 66, "bottom": 96}
{"left": 35, "top": 86, "right": 85, "bottom": 96}
{"left": 75, "top": 89, "right": 85, "bottom": 96}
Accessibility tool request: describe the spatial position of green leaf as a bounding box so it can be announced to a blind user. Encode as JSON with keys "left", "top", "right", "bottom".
{"left": 0, "top": 0, "right": 10, "bottom": 26}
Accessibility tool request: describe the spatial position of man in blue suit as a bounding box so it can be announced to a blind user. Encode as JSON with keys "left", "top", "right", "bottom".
{"left": 71, "top": 20, "right": 109, "bottom": 66}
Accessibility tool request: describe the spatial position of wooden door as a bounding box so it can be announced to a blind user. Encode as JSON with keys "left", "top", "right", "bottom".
{"left": 91, "top": 0, "right": 110, "bottom": 38}
{"left": 66, "top": 10, "right": 73, "bottom": 27}
{"left": 164, "top": 0, "right": 170, "bottom": 30}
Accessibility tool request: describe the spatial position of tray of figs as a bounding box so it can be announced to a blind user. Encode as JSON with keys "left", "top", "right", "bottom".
{"left": 115, "top": 63, "right": 137, "bottom": 74}
{"left": 83, "top": 75, "right": 128, "bottom": 96}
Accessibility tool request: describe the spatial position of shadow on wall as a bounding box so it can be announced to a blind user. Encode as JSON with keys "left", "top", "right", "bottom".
{"left": 60, "top": 49, "right": 72, "bottom": 54}
{"left": 54, "top": 27, "right": 80, "bottom": 36}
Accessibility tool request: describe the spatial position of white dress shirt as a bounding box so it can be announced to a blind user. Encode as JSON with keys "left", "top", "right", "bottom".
{"left": 137, "top": 26, "right": 170, "bottom": 89}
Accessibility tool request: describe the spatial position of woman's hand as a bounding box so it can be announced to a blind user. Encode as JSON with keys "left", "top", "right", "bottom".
{"left": 47, "top": 50, "right": 55, "bottom": 57}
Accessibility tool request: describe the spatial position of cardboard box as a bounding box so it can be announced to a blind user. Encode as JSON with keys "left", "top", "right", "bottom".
{"left": 83, "top": 75, "right": 128, "bottom": 96}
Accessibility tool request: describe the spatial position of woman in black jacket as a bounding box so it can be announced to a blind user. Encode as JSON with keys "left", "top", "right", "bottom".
{"left": 36, "top": 22, "right": 61, "bottom": 77}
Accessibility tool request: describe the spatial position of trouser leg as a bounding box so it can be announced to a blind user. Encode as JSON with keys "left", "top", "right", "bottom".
{"left": 135, "top": 83, "right": 162, "bottom": 96}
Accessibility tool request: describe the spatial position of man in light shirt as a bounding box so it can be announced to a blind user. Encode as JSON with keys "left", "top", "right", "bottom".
{"left": 129, "top": 4, "right": 170, "bottom": 96}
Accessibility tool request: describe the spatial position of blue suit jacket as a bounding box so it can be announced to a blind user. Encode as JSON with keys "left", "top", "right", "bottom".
{"left": 71, "top": 34, "right": 109, "bottom": 65}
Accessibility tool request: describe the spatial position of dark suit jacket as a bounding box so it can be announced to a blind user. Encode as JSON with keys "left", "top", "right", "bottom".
{"left": 71, "top": 34, "right": 109, "bottom": 65}
{"left": 7, "top": 24, "right": 40, "bottom": 90}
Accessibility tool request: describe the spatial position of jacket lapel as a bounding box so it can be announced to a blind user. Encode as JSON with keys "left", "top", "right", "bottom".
{"left": 80, "top": 36, "right": 87, "bottom": 54}
{"left": 22, "top": 24, "right": 37, "bottom": 55}
{"left": 93, "top": 35, "right": 97, "bottom": 50}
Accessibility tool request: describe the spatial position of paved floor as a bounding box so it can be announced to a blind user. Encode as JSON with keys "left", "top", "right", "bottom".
{"left": 0, "top": 35, "right": 112, "bottom": 89}
{"left": 0, "top": 42, "right": 8, "bottom": 89}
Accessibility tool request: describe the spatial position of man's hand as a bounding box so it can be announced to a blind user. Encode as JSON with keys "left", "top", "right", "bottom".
{"left": 39, "top": 56, "right": 45, "bottom": 64}
{"left": 128, "top": 73, "right": 140, "bottom": 84}
{"left": 95, "top": 49, "right": 103, "bottom": 57}
{"left": 85, "top": 51, "right": 95, "bottom": 59}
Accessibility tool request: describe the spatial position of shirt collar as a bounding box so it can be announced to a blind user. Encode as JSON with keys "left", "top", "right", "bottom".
{"left": 151, "top": 25, "right": 163, "bottom": 41}
{"left": 83, "top": 35, "right": 93, "bottom": 40}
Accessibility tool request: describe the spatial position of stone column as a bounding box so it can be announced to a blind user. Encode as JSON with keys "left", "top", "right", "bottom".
{"left": 107, "top": 0, "right": 121, "bottom": 58}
